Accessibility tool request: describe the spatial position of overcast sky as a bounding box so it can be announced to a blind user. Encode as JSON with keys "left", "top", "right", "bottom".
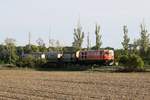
{"left": 0, "top": 0, "right": 150, "bottom": 48}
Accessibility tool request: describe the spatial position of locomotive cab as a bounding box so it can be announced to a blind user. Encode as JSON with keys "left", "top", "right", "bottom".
{"left": 103, "top": 50, "right": 114, "bottom": 65}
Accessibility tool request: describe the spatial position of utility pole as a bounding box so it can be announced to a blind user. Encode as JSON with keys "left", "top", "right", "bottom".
{"left": 28, "top": 32, "right": 31, "bottom": 52}
{"left": 29, "top": 32, "right": 31, "bottom": 46}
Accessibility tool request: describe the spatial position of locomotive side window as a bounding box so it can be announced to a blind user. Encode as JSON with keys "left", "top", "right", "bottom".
{"left": 85, "top": 52, "right": 87, "bottom": 55}
{"left": 81, "top": 52, "right": 87, "bottom": 59}
{"left": 81, "top": 52, "right": 84, "bottom": 59}
{"left": 105, "top": 52, "right": 109, "bottom": 55}
{"left": 82, "top": 52, "right": 84, "bottom": 55}
{"left": 100, "top": 51, "right": 103, "bottom": 55}
{"left": 84, "top": 52, "right": 87, "bottom": 59}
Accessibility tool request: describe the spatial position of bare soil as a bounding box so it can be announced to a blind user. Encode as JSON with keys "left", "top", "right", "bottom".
{"left": 0, "top": 70, "right": 149, "bottom": 100}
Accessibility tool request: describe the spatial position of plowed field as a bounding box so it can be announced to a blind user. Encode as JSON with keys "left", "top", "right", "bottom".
{"left": 0, "top": 70, "right": 149, "bottom": 100}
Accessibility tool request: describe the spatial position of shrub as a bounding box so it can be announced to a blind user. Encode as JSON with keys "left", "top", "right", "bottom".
{"left": 119, "top": 55, "right": 129, "bottom": 66}
{"left": 35, "top": 59, "right": 47, "bottom": 67}
{"left": 16, "top": 55, "right": 47, "bottom": 68}
{"left": 118, "top": 54, "right": 144, "bottom": 72}
{"left": 128, "top": 54, "right": 144, "bottom": 69}
{"left": 17, "top": 55, "right": 36, "bottom": 68}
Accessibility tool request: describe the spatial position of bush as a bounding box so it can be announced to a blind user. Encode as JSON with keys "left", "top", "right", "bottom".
{"left": 119, "top": 55, "right": 129, "bottom": 66}
{"left": 17, "top": 55, "right": 36, "bottom": 68}
{"left": 118, "top": 54, "right": 144, "bottom": 72}
{"left": 128, "top": 54, "right": 144, "bottom": 69}
{"left": 35, "top": 59, "right": 47, "bottom": 67}
{"left": 16, "top": 55, "right": 47, "bottom": 68}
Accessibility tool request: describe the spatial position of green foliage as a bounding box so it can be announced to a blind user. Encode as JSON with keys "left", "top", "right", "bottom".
{"left": 113, "top": 49, "right": 123, "bottom": 63}
{"left": 38, "top": 46, "right": 47, "bottom": 52}
{"left": 0, "top": 45, "right": 9, "bottom": 63}
{"left": 36, "top": 38, "right": 47, "bottom": 52}
{"left": 63, "top": 46, "right": 76, "bottom": 52}
{"left": 16, "top": 46, "right": 24, "bottom": 56}
{"left": 18, "top": 55, "right": 36, "bottom": 68}
{"left": 10, "top": 48, "right": 19, "bottom": 64}
{"left": 72, "top": 21, "right": 84, "bottom": 50}
{"left": 140, "top": 23, "right": 150, "bottom": 56}
{"left": 47, "top": 47, "right": 55, "bottom": 52}
{"left": 4, "top": 38, "right": 19, "bottom": 64}
{"left": 91, "top": 46, "right": 97, "bottom": 50}
{"left": 144, "top": 47, "right": 150, "bottom": 65}
{"left": 35, "top": 59, "right": 47, "bottom": 67}
{"left": 121, "top": 25, "right": 130, "bottom": 54}
{"left": 119, "top": 55, "right": 129, "bottom": 66}
{"left": 95, "top": 24, "right": 102, "bottom": 50}
{"left": 105, "top": 47, "right": 114, "bottom": 50}
{"left": 132, "top": 39, "right": 140, "bottom": 54}
{"left": 87, "top": 32, "right": 91, "bottom": 50}
{"left": 129, "top": 54, "right": 144, "bottom": 69}
{"left": 24, "top": 45, "right": 39, "bottom": 53}
{"left": 16, "top": 54, "right": 47, "bottom": 68}
{"left": 118, "top": 54, "right": 144, "bottom": 71}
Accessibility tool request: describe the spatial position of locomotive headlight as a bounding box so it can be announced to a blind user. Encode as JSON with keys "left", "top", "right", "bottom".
{"left": 76, "top": 51, "right": 80, "bottom": 58}
{"left": 57, "top": 54, "right": 62, "bottom": 59}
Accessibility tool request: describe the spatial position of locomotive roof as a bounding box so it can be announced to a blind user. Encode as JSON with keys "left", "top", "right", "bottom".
{"left": 80, "top": 49, "right": 114, "bottom": 52}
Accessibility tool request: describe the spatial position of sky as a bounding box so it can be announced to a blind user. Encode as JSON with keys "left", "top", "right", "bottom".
{"left": 0, "top": 0, "right": 150, "bottom": 49}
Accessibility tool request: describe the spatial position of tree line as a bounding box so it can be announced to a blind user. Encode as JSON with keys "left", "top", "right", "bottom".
{"left": 116, "top": 22, "right": 150, "bottom": 71}
{"left": 0, "top": 20, "right": 150, "bottom": 71}
{"left": 0, "top": 20, "right": 104, "bottom": 69}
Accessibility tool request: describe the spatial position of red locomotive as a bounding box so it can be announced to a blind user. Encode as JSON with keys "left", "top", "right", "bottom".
{"left": 77, "top": 50, "right": 114, "bottom": 65}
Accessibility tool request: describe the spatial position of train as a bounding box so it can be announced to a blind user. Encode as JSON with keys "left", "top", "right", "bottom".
{"left": 46, "top": 49, "right": 114, "bottom": 66}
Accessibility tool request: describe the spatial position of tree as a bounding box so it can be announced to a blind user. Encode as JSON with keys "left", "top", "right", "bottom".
{"left": 95, "top": 23, "right": 102, "bottom": 50}
{"left": 36, "top": 38, "right": 47, "bottom": 52}
{"left": 49, "top": 39, "right": 55, "bottom": 47}
{"left": 24, "top": 45, "right": 39, "bottom": 53}
{"left": 132, "top": 39, "right": 140, "bottom": 54}
{"left": 0, "top": 45, "right": 9, "bottom": 63}
{"left": 16, "top": 46, "right": 24, "bottom": 56}
{"left": 4, "top": 38, "right": 19, "bottom": 64}
{"left": 139, "top": 23, "right": 150, "bottom": 56}
{"left": 114, "top": 49, "right": 124, "bottom": 63}
{"left": 87, "top": 32, "right": 91, "bottom": 50}
{"left": 55, "top": 40, "right": 63, "bottom": 52}
{"left": 72, "top": 21, "right": 84, "bottom": 50}
{"left": 63, "top": 46, "right": 76, "bottom": 53}
{"left": 21, "top": 55, "right": 36, "bottom": 68}
{"left": 119, "top": 54, "right": 144, "bottom": 72}
{"left": 146, "top": 47, "right": 150, "bottom": 64}
{"left": 36, "top": 38, "right": 45, "bottom": 47}
{"left": 24, "top": 45, "right": 31, "bottom": 53}
{"left": 121, "top": 25, "right": 130, "bottom": 54}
